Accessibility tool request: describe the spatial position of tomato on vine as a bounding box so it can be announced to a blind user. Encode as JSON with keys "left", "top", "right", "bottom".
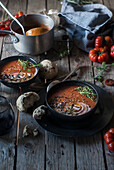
{"left": 104, "top": 36, "right": 113, "bottom": 50}
{"left": 5, "top": 22, "right": 10, "bottom": 30}
{"left": 104, "top": 128, "right": 114, "bottom": 152}
{"left": 15, "top": 14, "right": 19, "bottom": 18}
{"left": 95, "top": 36, "right": 112, "bottom": 51}
{"left": 95, "top": 36, "right": 103, "bottom": 48}
{"left": 89, "top": 47, "right": 109, "bottom": 63}
{"left": 18, "top": 11, "right": 23, "bottom": 17}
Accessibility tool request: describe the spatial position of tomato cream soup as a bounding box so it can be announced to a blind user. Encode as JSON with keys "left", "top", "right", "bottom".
{"left": 48, "top": 86, "right": 97, "bottom": 116}
{"left": 0, "top": 59, "right": 36, "bottom": 83}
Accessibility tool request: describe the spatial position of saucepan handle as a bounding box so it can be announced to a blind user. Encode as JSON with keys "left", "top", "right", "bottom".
{"left": 0, "top": 30, "right": 19, "bottom": 43}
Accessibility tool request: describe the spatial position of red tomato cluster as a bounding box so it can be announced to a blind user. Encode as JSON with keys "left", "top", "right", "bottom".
{"left": 89, "top": 36, "right": 114, "bottom": 63}
{"left": 0, "top": 11, "right": 23, "bottom": 35}
{"left": 15, "top": 11, "right": 23, "bottom": 18}
{"left": 104, "top": 128, "right": 114, "bottom": 152}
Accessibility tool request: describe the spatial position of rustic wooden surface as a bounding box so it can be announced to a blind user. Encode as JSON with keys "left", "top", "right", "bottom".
{"left": 0, "top": 0, "right": 114, "bottom": 170}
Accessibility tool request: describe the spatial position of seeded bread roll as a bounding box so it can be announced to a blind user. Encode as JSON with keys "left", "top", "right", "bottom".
{"left": 33, "top": 105, "right": 47, "bottom": 120}
{"left": 39, "top": 60, "right": 58, "bottom": 79}
{"left": 16, "top": 92, "right": 40, "bottom": 112}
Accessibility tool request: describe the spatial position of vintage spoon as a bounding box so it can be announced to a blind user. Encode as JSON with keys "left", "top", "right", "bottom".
{"left": 47, "top": 64, "right": 80, "bottom": 92}
{"left": 0, "top": 1, "right": 25, "bottom": 35}
{"left": 26, "top": 27, "right": 49, "bottom": 36}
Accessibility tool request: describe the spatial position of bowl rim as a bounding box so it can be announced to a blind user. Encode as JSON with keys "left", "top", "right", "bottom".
{"left": 45, "top": 80, "right": 99, "bottom": 120}
{"left": 0, "top": 55, "right": 39, "bottom": 87}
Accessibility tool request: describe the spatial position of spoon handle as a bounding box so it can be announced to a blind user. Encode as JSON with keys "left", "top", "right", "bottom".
{"left": 62, "top": 64, "right": 79, "bottom": 82}
{"left": 0, "top": 1, "right": 25, "bottom": 35}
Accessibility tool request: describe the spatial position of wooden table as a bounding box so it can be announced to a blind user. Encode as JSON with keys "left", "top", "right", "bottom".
{"left": 0, "top": 0, "right": 114, "bottom": 170}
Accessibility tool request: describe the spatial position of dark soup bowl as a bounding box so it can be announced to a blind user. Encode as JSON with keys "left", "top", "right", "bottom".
{"left": 45, "top": 80, "right": 99, "bottom": 126}
{"left": 0, "top": 56, "right": 39, "bottom": 88}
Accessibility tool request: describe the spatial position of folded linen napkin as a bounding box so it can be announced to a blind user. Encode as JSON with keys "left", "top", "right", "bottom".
{"left": 59, "top": 0, "right": 113, "bottom": 52}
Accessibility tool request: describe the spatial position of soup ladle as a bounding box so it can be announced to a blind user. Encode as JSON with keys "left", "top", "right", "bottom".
{"left": 0, "top": 1, "right": 25, "bottom": 35}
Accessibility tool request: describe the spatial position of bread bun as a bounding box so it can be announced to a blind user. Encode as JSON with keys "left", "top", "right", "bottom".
{"left": 39, "top": 60, "right": 58, "bottom": 79}
{"left": 16, "top": 92, "right": 40, "bottom": 112}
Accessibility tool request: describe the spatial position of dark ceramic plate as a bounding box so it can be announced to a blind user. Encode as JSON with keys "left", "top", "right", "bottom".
{"left": 0, "top": 56, "right": 39, "bottom": 88}
{"left": 36, "top": 83, "right": 114, "bottom": 137}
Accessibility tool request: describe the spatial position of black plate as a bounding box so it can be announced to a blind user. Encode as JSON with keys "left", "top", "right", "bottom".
{"left": 0, "top": 55, "right": 39, "bottom": 88}
{"left": 36, "top": 83, "right": 114, "bottom": 137}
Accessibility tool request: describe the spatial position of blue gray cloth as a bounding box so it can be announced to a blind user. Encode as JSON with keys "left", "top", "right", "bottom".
{"left": 59, "top": 0, "right": 113, "bottom": 52}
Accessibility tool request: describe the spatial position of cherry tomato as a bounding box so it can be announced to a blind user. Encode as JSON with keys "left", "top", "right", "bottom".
{"left": 15, "top": 14, "right": 19, "bottom": 18}
{"left": 5, "top": 23, "right": 10, "bottom": 30}
{"left": 110, "top": 45, "right": 114, "bottom": 59}
{"left": 18, "top": 11, "right": 23, "bottom": 14}
{"left": 89, "top": 48, "right": 99, "bottom": 62}
{"left": 104, "top": 132, "right": 113, "bottom": 139}
{"left": 109, "top": 128, "right": 114, "bottom": 135}
{"left": 104, "top": 36, "right": 113, "bottom": 49}
{"left": 105, "top": 137, "right": 113, "bottom": 145}
{"left": 105, "top": 137, "right": 113, "bottom": 144}
{"left": 18, "top": 11, "right": 23, "bottom": 17}
{"left": 0, "top": 27, "right": 6, "bottom": 35}
{"left": 95, "top": 36, "right": 103, "bottom": 48}
{"left": 95, "top": 36, "right": 112, "bottom": 51}
{"left": 0, "top": 21, "right": 4, "bottom": 24}
{"left": 108, "top": 142, "right": 114, "bottom": 152}
{"left": 104, "top": 128, "right": 114, "bottom": 152}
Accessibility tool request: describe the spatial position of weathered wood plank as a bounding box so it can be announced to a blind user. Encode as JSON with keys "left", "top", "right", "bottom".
{"left": 45, "top": 1, "right": 75, "bottom": 170}
{"left": 0, "top": 0, "right": 113, "bottom": 170}
{"left": 0, "top": 0, "right": 8, "bottom": 59}
{"left": 16, "top": 111, "right": 45, "bottom": 170}
{"left": 92, "top": 0, "right": 114, "bottom": 169}
{"left": 0, "top": 140, "right": 15, "bottom": 170}
{"left": 47, "top": 0, "right": 62, "bottom": 12}
{"left": 97, "top": 0, "right": 114, "bottom": 169}
{"left": 27, "top": 0, "right": 45, "bottom": 14}
{"left": 70, "top": 45, "right": 105, "bottom": 170}
{"left": 69, "top": 2, "right": 106, "bottom": 169}
{"left": 15, "top": 0, "right": 46, "bottom": 170}
{"left": 46, "top": 135, "right": 75, "bottom": 170}
{"left": 0, "top": 1, "right": 17, "bottom": 170}
{"left": 45, "top": 41, "right": 75, "bottom": 170}
{"left": 103, "top": 0, "right": 114, "bottom": 20}
{"left": 76, "top": 134, "right": 106, "bottom": 170}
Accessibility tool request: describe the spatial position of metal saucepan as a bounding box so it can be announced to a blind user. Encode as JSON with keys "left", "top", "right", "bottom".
{"left": 0, "top": 14, "right": 54, "bottom": 55}
{"left": 0, "top": 56, "right": 39, "bottom": 88}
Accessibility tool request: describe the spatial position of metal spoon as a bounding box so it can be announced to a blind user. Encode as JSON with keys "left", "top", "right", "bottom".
{"left": 47, "top": 63, "right": 80, "bottom": 92}
{"left": 0, "top": 1, "right": 25, "bottom": 35}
